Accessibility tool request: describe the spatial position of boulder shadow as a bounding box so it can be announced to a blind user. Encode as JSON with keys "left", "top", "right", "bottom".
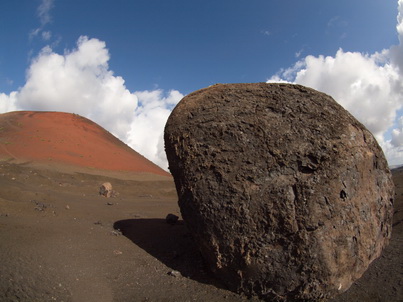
{"left": 113, "top": 219, "right": 225, "bottom": 288}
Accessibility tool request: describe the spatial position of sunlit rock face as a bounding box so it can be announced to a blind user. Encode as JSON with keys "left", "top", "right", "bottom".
{"left": 164, "top": 83, "right": 394, "bottom": 301}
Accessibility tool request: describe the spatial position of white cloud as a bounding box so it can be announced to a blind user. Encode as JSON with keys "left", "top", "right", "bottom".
{"left": 327, "top": 16, "right": 348, "bottom": 29}
{"left": 268, "top": 0, "right": 403, "bottom": 166}
{"left": 0, "top": 92, "right": 18, "bottom": 113}
{"left": 41, "top": 31, "right": 52, "bottom": 41}
{"left": 128, "top": 89, "right": 182, "bottom": 169}
{"left": 392, "top": 117, "right": 403, "bottom": 147}
{"left": 0, "top": 36, "right": 184, "bottom": 170}
{"left": 16, "top": 36, "right": 136, "bottom": 140}
{"left": 38, "top": 0, "right": 54, "bottom": 26}
{"left": 261, "top": 30, "right": 272, "bottom": 37}
{"left": 30, "top": 0, "right": 54, "bottom": 40}
{"left": 389, "top": 0, "right": 403, "bottom": 73}
{"left": 295, "top": 49, "right": 303, "bottom": 58}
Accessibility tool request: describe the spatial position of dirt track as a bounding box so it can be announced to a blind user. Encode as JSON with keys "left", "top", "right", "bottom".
{"left": 0, "top": 161, "right": 402, "bottom": 302}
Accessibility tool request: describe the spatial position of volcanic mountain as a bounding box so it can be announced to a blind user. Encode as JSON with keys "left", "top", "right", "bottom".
{"left": 0, "top": 111, "right": 169, "bottom": 176}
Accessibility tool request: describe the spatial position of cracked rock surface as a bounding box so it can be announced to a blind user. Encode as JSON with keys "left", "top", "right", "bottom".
{"left": 164, "top": 83, "right": 394, "bottom": 301}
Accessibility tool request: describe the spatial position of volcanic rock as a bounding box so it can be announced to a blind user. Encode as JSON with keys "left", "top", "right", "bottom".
{"left": 164, "top": 83, "right": 394, "bottom": 301}
{"left": 99, "top": 182, "right": 113, "bottom": 198}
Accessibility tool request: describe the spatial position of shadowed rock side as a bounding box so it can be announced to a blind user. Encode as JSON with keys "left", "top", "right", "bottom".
{"left": 164, "top": 83, "right": 394, "bottom": 301}
{"left": 0, "top": 111, "right": 169, "bottom": 176}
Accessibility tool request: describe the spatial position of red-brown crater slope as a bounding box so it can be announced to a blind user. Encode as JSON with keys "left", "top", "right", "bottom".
{"left": 0, "top": 111, "right": 169, "bottom": 176}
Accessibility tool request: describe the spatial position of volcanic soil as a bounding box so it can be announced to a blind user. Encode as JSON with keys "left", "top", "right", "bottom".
{"left": 0, "top": 111, "right": 402, "bottom": 302}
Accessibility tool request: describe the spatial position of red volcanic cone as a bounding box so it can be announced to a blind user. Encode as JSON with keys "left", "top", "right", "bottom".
{"left": 0, "top": 111, "right": 169, "bottom": 177}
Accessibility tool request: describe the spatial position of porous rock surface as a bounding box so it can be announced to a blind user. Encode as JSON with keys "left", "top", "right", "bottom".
{"left": 164, "top": 83, "right": 394, "bottom": 301}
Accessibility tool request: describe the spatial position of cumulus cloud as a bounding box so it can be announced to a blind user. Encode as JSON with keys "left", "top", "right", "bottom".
{"left": 0, "top": 36, "right": 183, "bottom": 170}
{"left": 389, "top": 0, "right": 403, "bottom": 73}
{"left": 268, "top": 0, "right": 403, "bottom": 166}
{"left": 392, "top": 117, "right": 403, "bottom": 146}
{"left": 0, "top": 92, "right": 18, "bottom": 113}
{"left": 271, "top": 49, "right": 401, "bottom": 139}
{"left": 128, "top": 89, "right": 182, "bottom": 168}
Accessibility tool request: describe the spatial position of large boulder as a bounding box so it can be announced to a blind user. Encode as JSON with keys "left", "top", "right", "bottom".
{"left": 164, "top": 83, "right": 394, "bottom": 301}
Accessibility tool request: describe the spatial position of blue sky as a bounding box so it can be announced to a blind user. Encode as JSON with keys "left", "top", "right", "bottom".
{"left": 0, "top": 0, "right": 402, "bottom": 168}
{"left": 0, "top": 0, "right": 397, "bottom": 94}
